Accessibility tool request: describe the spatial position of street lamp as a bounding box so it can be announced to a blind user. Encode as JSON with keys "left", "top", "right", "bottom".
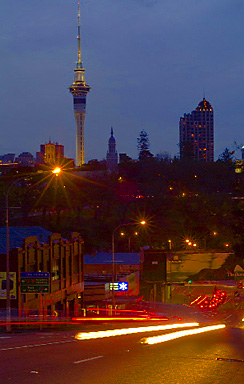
{"left": 120, "top": 231, "right": 139, "bottom": 252}
{"left": 5, "top": 168, "right": 61, "bottom": 332}
{"left": 52, "top": 167, "right": 61, "bottom": 176}
{"left": 111, "top": 220, "right": 146, "bottom": 309}
{"left": 168, "top": 239, "right": 172, "bottom": 250}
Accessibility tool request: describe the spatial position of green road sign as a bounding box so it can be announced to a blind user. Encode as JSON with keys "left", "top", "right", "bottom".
{"left": 20, "top": 272, "right": 50, "bottom": 294}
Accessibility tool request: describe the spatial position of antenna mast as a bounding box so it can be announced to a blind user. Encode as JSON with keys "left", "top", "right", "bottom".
{"left": 77, "top": 3, "right": 82, "bottom": 67}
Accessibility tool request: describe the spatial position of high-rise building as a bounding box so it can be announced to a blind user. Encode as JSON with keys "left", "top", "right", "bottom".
{"left": 179, "top": 98, "right": 214, "bottom": 161}
{"left": 106, "top": 127, "right": 118, "bottom": 171}
{"left": 36, "top": 141, "right": 74, "bottom": 168}
{"left": 36, "top": 141, "right": 64, "bottom": 166}
{"left": 69, "top": 3, "right": 90, "bottom": 166}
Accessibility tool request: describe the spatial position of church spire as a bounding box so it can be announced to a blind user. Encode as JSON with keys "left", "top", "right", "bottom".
{"left": 106, "top": 127, "right": 118, "bottom": 172}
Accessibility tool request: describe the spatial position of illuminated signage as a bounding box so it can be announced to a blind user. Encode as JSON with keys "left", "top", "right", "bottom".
{"left": 20, "top": 272, "right": 50, "bottom": 294}
{"left": 109, "top": 282, "right": 129, "bottom": 291}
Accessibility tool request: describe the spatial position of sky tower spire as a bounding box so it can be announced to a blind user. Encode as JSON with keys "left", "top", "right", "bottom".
{"left": 69, "top": 2, "right": 90, "bottom": 166}
{"left": 77, "top": 2, "right": 82, "bottom": 66}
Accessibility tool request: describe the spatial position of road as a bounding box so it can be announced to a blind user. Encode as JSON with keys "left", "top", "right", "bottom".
{"left": 0, "top": 321, "right": 244, "bottom": 384}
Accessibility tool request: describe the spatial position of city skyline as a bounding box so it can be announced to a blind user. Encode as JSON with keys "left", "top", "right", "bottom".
{"left": 1, "top": 0, "right": 244, "bottom": 162}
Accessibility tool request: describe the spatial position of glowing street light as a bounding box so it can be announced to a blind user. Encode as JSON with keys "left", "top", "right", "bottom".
{"left": 120, "top": 231, "right": 139, "bottom": 252}
{"left": 168, "top": 239, "right": 172, "bottom": 250}
{"left": 52, "top": 167, "right": 61, "bottom": 176}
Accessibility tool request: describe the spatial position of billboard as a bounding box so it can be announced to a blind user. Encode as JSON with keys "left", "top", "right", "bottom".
{"left": 0, "top": 272, "right": 17, "bottom": 299}
{"left": 167, "top": 252, "right": 244, "bottom": 282}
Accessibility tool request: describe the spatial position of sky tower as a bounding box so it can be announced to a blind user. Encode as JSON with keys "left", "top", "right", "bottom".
{"left": 69, "top": 3, "right": 90, "bottom": 166}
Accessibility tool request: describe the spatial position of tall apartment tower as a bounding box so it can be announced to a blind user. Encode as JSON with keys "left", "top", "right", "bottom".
{"left": 69, "top": 3, "right": 90, "bottom": 166}
{"left": 179, "top": 98, "right": 214, "bottom": 162}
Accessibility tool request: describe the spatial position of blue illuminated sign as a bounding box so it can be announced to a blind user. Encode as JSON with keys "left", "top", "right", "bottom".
{"left": 21, "top": 272, "right": 50, "bottom": 278}
{"left": 110, "top": 282, "right": 128, "bottom": 291}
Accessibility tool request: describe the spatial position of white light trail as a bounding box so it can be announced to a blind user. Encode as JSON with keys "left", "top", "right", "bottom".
{"left": 141, "top": 324, "right": 226, "bottom": 345}
{"left": 75, "top": 322, "right": 199, "bottom": 341}
{"left": 74, "top": 355, "right": 103, "bottom": 364}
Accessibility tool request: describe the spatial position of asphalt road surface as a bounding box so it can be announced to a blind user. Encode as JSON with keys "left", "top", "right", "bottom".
{"left": 1, "top": 322, "right": 244, "bottom": 384}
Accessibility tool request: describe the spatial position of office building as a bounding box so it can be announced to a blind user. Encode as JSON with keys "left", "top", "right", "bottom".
{"left": 36, "top": 141, "right": 64, "bottom": 166}
{"left": 36, "top": 141, "right": 74, "bottom": 169}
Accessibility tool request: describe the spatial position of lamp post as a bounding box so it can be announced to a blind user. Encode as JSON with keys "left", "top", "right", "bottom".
{"left": 5, "top": 177, "right": 27, "bottom": 332}
{"left": 120, "top": 231, "right": 139, "bottom": 253}
{"left": 111, "top": 220, "right": 146, "bottom": 309}
{"left": 5, "top": 168, "right": 62, "bottom": 332}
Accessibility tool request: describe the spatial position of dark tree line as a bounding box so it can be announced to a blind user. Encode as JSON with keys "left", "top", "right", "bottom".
{"left": 0, "top": 155, "right": 243, "bottom": 257}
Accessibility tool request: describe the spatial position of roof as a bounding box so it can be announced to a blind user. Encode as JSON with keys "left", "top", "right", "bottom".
{"left": 85, "top": 252, "right": 140, "bottom": 265}
{"left": 109, "top": 135, "right": 116, "bottom": 143}
{"left": 196, "top": 98, "right": 213, "bottom": 111}
{"left": 0, "top": 226, "right": 52, "bottom": 254}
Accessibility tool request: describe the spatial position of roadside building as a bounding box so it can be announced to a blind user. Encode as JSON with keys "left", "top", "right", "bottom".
{"left": 0, "top": 227, "right": 84, "bottom": 316}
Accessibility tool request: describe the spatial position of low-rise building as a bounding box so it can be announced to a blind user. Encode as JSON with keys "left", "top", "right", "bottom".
{"left": 0, "top": 227, "right": 84, "bottom": 317}
{"left": 15, "top": 152, "right": 34, "bottom": 166}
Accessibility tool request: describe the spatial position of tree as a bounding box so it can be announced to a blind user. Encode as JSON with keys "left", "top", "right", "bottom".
{"left": 156, "top": 151, "right": 172, "bottom": 163}
{"left": 218, "top": 148, "right": 235, "bottom": 164}
{"left": 179, "top": 140, "right": 195, "bottom": 160}
{"left": 137, "top": 130, "right": 153, "bottom": 160}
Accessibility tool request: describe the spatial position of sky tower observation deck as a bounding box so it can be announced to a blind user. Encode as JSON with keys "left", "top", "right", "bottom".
{"left": 69, "top": 3, "right": 90, "bottom": 166}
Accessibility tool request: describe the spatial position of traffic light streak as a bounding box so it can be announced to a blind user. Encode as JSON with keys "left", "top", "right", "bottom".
{"left": 141, "top": 324, "right": 225, "bottom": 345}
{"left": 75, "top": 323, "right": 198, "bottom": 341}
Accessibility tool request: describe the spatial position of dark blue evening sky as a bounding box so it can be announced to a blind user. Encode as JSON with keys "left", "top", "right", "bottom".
{"left": 1, "top": 0, "right": 244, "bottom": 162}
